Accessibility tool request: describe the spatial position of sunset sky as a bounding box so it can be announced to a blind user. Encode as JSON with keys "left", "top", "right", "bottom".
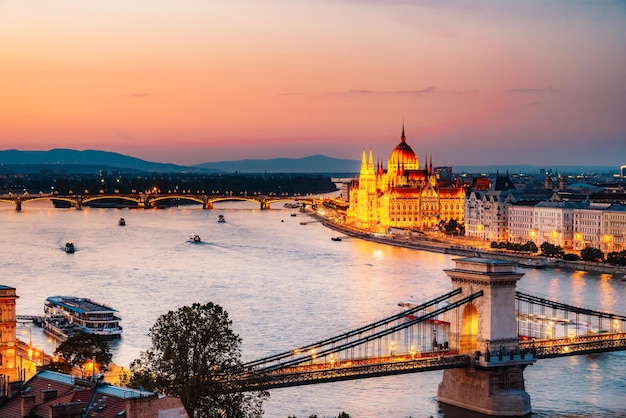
{"left": 2, "top": 1, "right": 625, "bottom": 167}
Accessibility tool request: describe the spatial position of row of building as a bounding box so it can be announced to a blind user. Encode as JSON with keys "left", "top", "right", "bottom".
{"left": 343, "top": 126, "right": 626, "bottom": 253}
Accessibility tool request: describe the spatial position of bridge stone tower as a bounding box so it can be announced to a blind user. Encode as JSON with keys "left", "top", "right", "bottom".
{"left": 437, "top": 257, "right": 537, "bottom": 416}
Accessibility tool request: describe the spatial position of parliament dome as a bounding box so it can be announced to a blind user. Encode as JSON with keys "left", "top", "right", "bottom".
{"left": 389, "top": 126, "right": 418, "bottom": 168}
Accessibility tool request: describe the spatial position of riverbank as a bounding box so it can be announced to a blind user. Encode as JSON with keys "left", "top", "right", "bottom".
{"left": 313, "top": 213, "right": 626, "bottom": 278}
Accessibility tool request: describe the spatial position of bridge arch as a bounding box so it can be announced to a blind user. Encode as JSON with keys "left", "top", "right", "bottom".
{"left": 460, "top": 303, "right": 478, "bottom": 353}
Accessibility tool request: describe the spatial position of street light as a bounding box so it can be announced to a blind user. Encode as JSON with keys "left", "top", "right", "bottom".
{"left": 21, "top": 324, "right": 32, "bottom": 347}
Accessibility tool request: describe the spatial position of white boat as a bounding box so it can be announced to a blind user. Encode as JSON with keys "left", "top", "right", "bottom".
{"left": 44, "top": 296, "right": 123, "bottom": 341}
{"left": 190, "top": 234, "right": 201, "bottom": 243}
{"left": 218, "top": 214, "right": 226, "bottom": 223}
{"left": 518, "top": 258, "right": 548, "bottom": 269}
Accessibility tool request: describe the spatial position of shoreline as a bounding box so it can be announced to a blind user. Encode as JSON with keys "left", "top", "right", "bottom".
{"left": 312, "top": 213, "right": 626, "bottom": 278}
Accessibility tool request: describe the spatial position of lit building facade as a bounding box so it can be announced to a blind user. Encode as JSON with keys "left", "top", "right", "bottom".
{"left": 0, "top": 286, "right": 19, "bottom": 387}
{"left": 601, "top": 205, "right": 626, "bottom": 253}
{"left": 346, "top": 127, "right": 465, "bottom": 232}
{"left": 572, "top": 204, "right": 607, "bottom": 251}
{"left": 508, "top": 202, "right": 538, "bottom": 244}
{"left": 464, "top": 173, "right": 521, "bottom": 243}
{"left": 532, "top": 202, "right": 575, "bottom": 249}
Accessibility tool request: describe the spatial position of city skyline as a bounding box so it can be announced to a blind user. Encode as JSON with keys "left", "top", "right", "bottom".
{"left": 2, "top": 1, "right": 625, "bottom": 167}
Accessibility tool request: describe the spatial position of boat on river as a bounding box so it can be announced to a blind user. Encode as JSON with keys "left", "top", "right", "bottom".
{"left": 64, "top": 242, "right": 75, "bottom": 253}
{"left": 190, "top": 234, "right": 201, "bottom": 243}
{"left": 218, "top": 214, "right": 226, "bottom": 223}
{"left": 517, "top": 258, "right": 548, "bottom": 269}
{"left": 43, "top": 296, "right": 123, "bottom": 341}
{"left": 118, "top": 217, "right": 126, "bottom": 226}
{"left": 331, "top": 237, "right": 342, "bottom": 241}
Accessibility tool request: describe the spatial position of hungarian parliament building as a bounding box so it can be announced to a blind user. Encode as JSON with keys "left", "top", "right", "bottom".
{"left": 344, "top": 127, "right": 626, "bottom": 254}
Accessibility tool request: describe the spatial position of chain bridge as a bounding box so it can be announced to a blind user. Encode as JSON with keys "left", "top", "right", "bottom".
{"left": 232, "top": 257, "right": 626, "bottom": 416}
{"left": 0, "top": 193, "right": 313, "bottom": 210}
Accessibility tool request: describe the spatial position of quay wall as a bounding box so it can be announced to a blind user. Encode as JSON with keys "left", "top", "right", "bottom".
{"left": 314, "top": 214, "right": 626, "bottom": 278}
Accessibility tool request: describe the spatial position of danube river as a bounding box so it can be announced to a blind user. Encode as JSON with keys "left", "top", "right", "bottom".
{"left": 2, "top": 201, "right": 625, "bottom": 418}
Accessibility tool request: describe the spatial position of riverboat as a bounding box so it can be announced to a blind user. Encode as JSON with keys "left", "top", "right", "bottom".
{"left": 517, "top": 258, "right": 548, "bottom": 269}
{"left": 118, "top": 217, "right": 126, "bottom": 226}
{"left": 190, "top": 234, "right": 201, "bottom": 243}
{"left": 331, "top": 237, "right": 342, "bottom": 241}
{"left": 43, "top": 296, "right": 123, "bottom": 341}
{"left": 218, "top": 214, "right": 226, "bottom": 223}
{"left": 64, "top": 242, "right": 75, "bottom": 253}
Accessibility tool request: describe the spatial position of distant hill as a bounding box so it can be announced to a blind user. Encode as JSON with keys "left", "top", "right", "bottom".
{"left": 0, "top": 149, "right": 618, "bottom": 176}
{"left": 0, "top": 149, "right": 360, "bottom": 175}
{"left": 0, "top": 149, "right": 216, "bottom": 174}
{"left": 193, "top": 155, "right": 360, "bottom": 174}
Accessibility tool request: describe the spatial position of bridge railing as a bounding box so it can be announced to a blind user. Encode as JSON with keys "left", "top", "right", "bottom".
{"left": 516, "top": 290, "right": 626, "bottom": 340}
{"left": 244, "top": 288, "right": 464, "bottom": 371}
{"left": 246, "top": 291, "right": 483, "bottom": 377}
{"left": 520, "top": 332, "right": 626, "bottom": 358}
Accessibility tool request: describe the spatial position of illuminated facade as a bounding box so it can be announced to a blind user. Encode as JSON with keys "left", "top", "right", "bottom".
{"left": 346, "top": 127, "right": 465, "bottom": 232}
{"left": 0, "top": 286, "right": 19, "bottom": 386}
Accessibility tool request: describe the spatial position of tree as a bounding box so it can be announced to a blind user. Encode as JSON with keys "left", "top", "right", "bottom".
{"left": 580, "top": 246, "right": 604, "bottom": 262}
{"left": 606, "top": 250, "right": 626, "bottom": 266}
{"left": 51, "top": 332, "right": 112, "bottom": 377}
{"left": 523, "top": 241, "right": 539, "bottom": 254}
{"left": 127, "top": 302, "right": 268, "bottom": 418}
{"left": 540, "top": 242, "right": 564, "bottom": 258}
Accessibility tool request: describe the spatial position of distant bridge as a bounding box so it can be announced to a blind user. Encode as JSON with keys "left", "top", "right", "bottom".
{"left": 0, "top": 193, "right": 315, "bottom": 211}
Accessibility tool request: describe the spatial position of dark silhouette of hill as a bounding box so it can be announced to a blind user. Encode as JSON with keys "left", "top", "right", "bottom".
{"left": 193, "top": 155, "right": 361, "bottom": 174}
{"left": 0, "top": 149, "right": 618, "bottom": 175}
{"left": 0, "top": 149, "right": 215, "bottom": 174}
{"left": 0, "top": 149, "right": 360, "bottom": 174}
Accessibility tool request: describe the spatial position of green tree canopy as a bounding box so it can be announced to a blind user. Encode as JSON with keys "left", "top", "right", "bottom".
{"left": 51, "top": 332, "right": 112, "bottom": 377}
{"left": 540, "top": 242, "right": 564, "bottom": 258}
{"left": 580, "top": 246, "right": 604, "bottom": 262}
{"left": 127, "top": 302, "right": 268, "bottom": 418}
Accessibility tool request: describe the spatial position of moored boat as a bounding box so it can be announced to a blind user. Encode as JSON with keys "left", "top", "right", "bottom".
{"left": 44, "top": 296, "right": 123, "bottom": 341}
{"left": 65, "top": 242, "right": 75, "bottom": 253}
{"left": 518, "top": 258, "right": 548, "bottom": 269}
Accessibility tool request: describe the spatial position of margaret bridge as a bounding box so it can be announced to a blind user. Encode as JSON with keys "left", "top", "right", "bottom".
{"left": 0, "top": 193, "right": 315, "bottom": 211}
{"left": 229, "top": 257, "right": 626, "bottom": 416}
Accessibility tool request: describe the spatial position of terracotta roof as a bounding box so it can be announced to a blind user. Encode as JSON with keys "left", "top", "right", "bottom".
{"left": 0, "top": 370, "right": 167, "bottom": 418}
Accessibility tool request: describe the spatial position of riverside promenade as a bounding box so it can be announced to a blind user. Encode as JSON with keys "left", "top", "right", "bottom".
{"left": 311, "top": 213, "right": 626, "bottom": 277}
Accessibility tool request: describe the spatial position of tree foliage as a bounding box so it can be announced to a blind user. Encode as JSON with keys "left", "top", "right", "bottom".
{"left": 490, "top": 241, "right": 538, "bottom": 254}
{"left": 540, "top": 242, "right": 564, "bottom": 258}
{"left": 606, "top": 250, "right": 626, "bottom": 266}
{"left": 127, "top": 302, "right": 268, "bottom": 418}
{"left": 580, "top": 246, "right": 604, "bottom": 262}
{"left": 439, "top": 219, "right": 465, "bottom": 236}
{"left": 51, "top": 332, "right": 112, "bottom": 377}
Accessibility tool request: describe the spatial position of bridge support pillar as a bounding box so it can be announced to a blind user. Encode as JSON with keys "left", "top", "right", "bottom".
{"left": 437, "top": 257, "right": 535, "bottom": 416}
{"left": 15, "top": 200, "right": 21, "bottom": 211}
{"left": 438, "top": 366, "right": 531, "bottom": 416}
{"left": 260, "top": 200, "right": 270, "bottom": 210}
{"left": 204, "top": 200, "right": 213, "bottom": 210}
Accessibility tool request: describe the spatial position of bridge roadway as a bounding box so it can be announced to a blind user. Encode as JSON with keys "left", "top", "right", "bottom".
{"left": 234, "top": 332, "right": 626, "bottom": 391}
{"left": 0, "top": 193, "right": 314, "bottom": 210}
{"left": 228, "top": 288, "right": 626, "bottom": 392}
